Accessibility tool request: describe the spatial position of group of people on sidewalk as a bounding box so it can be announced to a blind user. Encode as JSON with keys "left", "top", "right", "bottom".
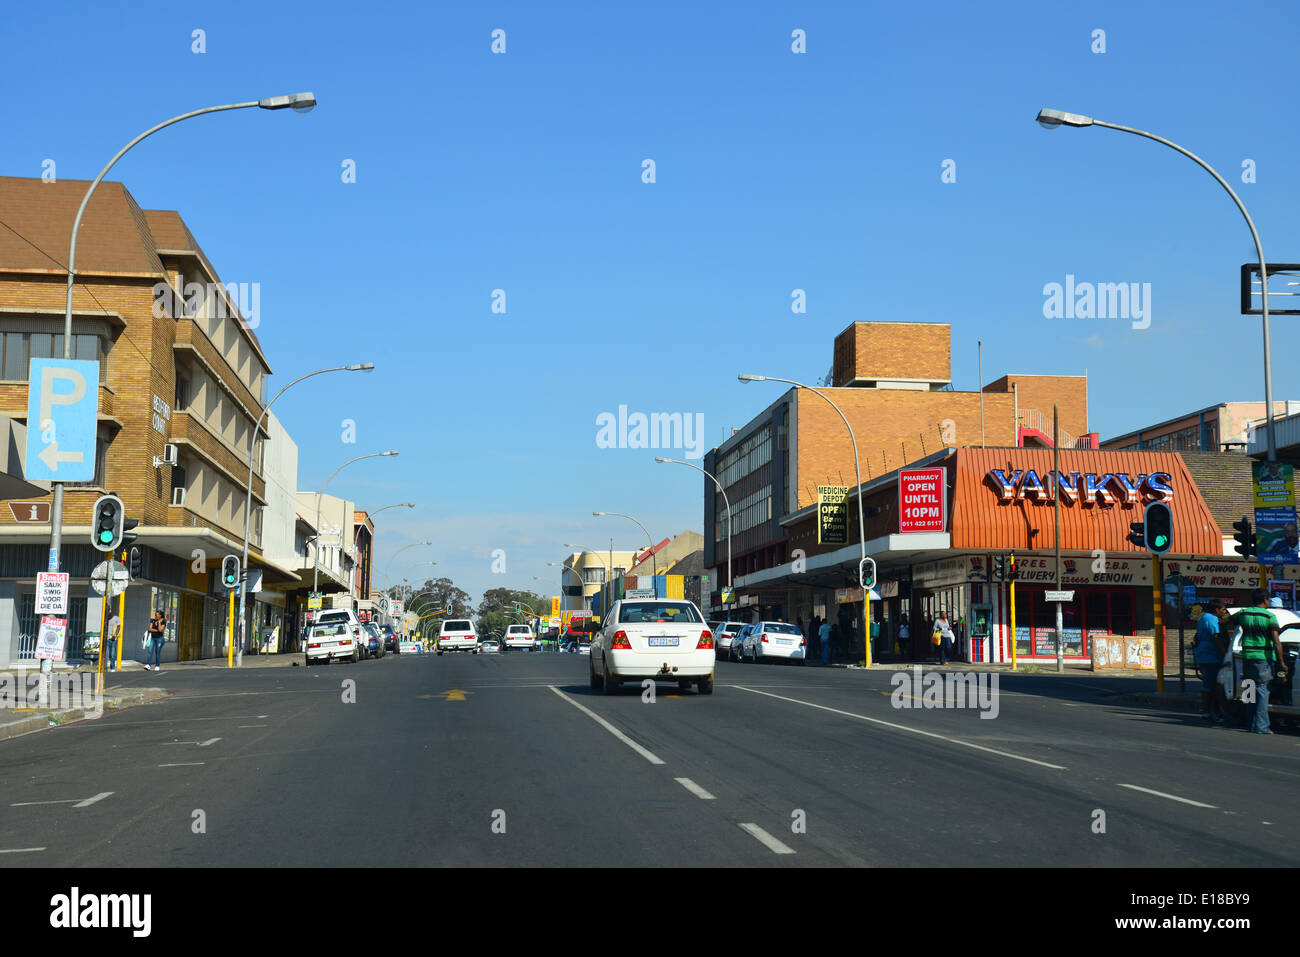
{"left": 1193, "top": 590, "right": 1290, "bottom": 734}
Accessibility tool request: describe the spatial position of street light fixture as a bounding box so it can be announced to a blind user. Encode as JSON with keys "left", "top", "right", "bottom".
{"left": 47, "top": 93, "right": 317, "bottom": 678}
{"left": 362, "top": 502, "right": 417, "bottom": 521}
{"left": 740, "top": 373, "right": 873, "bottom": 666}
{"left": 548, "top": 560, "right": 593, "bottom": 612}
{"left": 593, "top": 511, "right": 658, "bottom": 597}
{"left": 655, "top": 456, "right": 732, "bottom": 604}
{"left": 1034, "top": 107, "right": 1278, "bottom": 461}
{"left": 383, "top": 541, "right": 435, "bottom": 591}
{"left": 313, "top": 451, "right": 399, "bottom": 596}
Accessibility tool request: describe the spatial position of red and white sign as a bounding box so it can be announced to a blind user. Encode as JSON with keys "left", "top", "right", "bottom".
{"left": 899, "top": 468, "right": 946, "bottom": 533}
{"left": 35, "top": 572, "right": 69, "bottom": 615}
{"left": 35, "top": 616, "right": 67, "bottom": 660}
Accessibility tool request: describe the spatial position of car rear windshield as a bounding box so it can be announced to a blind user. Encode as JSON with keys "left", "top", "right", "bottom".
{"left": 507, "top": 626, "right": 531, "bottom": 634}
{"left": 443, "top": 620, "right": 472, "bottom": 632}
{"left": 618, "top": 602, "right": 703, "bottom": 624}
{"left": 722, "top": 623, "right": 744, "bottom": 633}
{"left": 762, "top": 623, "right": 801, "bottom": 635}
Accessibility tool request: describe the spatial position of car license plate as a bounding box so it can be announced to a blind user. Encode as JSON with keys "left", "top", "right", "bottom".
{"left": 648, "top": 636, "right": 679, "bottom": 647}
{"left": 778, "top": 638, "right": 792, "bottom": 645}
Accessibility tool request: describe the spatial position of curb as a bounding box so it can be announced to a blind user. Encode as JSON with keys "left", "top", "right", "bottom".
{"left": 0, "top": 686, "right": 170, "bottom": 743}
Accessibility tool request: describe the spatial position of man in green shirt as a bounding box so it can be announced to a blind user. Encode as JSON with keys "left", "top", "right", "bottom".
{"left": 1228, "top": 590, "right": 1288, "bottom": 734}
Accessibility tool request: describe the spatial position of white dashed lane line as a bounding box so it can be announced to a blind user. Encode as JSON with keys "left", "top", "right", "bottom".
{"left": 0, "top": 848, "right": 45, "bottom": 854}
{"left": 548, "top": 686, "right": 665, "bottom": 765}
{"left": 739, "top": 823, "right": 796, "bottom": 855}
{"left": 1118, "top": 783, "right": 1217, "bottom": 809}
{"left": 674, "top": 777, "right": 716, "bottom": 800}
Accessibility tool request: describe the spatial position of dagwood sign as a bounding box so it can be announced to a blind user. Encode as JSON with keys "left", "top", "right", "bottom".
{"left": 987, "top": 469, "right": 1173, "bottom": 506}
{"left": 913, "top": 554, "right": 1159, "bottom": 588}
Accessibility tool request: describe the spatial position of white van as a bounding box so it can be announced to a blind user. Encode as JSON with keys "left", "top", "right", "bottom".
{"left": 437, "top": 619, "right": 478, "bottom": 655}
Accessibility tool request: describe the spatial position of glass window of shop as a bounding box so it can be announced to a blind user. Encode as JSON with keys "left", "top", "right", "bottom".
{"left": 1014, "top": 586, "right": 1137, "bottom": 658}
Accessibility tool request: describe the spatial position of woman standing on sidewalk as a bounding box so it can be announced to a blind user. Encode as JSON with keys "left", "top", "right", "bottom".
{"left": 145, "top": 611, "right": 165, "bottom": 672}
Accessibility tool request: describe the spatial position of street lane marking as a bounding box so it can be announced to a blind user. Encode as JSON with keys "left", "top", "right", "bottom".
{"left": 675, "top": 777, "right": 716, "bottom": 800}
{"left": 238, "top": 724, "right": 268, "bottom": 728}
{"left": 199, "top": 737, "right": 221, "bottom": 747}
{"left": 0, "top": 848, "right": 45, "bottom": 854}
{"left": 732, "top": 686, "right": 1067, "bottom": 771}
{"left": 11, "top": 799, "right": 76, "bottom": 806}
{"left": 158, "top": 762, "right": 204, "bottom": 767}
{"left": 76, "top": 714, "right": 271, "bottom": 726}
{"left": 739, "top": 823, "right": 795, "bottom": 855}
{"left": 12, "top": 792, "right": 113, "bottom": 808}
{"left": 73, "top": 792, "right": 112, "bottom": 808}
{"left": 548, "top": 687, "right": 665, "bottom": 765}
{"left": 1118, "top": 783, "right": 1217, "bottom": 809}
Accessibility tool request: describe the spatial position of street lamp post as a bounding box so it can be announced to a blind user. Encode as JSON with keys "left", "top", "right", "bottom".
{"left": 383, "top": 541, "right": 435, "bottom": 592}
{"left": 548, "top": 560, "right": 595, "bottom": 612}
{"left": 1035, "top": 108, "right": 1278, "bottom": 461}
{"left": 655, "top": 456, "right": 732, "bottom": 607}
{"left": 236, "top": 363, "right": 374, "bottom": 665}
{"left": 361, "top": 503, "right": 417, "bottom": 521}
{"left": 312, "top": 451, "right": 399, "bottom": 597}
{"left": 50, "top": 92, "right": 315, "bottom": 682}
{"left": 561, "top": 543, "right": 615, "bottom": 614}
{"left": 594, "top": 511, "right": 658, "bottom": 598}
{"left": 740, "top": 373, "right": 873, "bottom": 666}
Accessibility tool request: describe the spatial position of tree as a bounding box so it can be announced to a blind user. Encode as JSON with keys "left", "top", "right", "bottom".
{"left": 403, "top": 577, "right": 473, "bottom": 620}
{"left": 475, "top": 588, "right": 550, "bottom": 639}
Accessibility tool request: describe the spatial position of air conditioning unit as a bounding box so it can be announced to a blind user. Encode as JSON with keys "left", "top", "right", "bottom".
{"left": 154, "top": 443, "right": 179, "bottom": 468}
{"left": 171, "top": 487, "right": 187, "bottom": 506}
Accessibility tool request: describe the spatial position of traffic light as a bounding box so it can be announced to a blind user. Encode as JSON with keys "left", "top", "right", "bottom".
{"left": 221, "top": 554, "right": 240, "bottom": 590}
{"left": 1128, "top": 519, "right": 1146, "bottom": 549}
{"left": 1144, "top": 501, "right": 1172, "bottom": 554}
{"left": 91, "top": 494, "right": 124, "bottom": 551}
{"left": 993, "top": 555, "right": 1007, "bottom": 581}
{"left": 1232, "top": 516, "right": 1256, "bottom": 559}
{"left": 129, "top": 547, "right": 142, "bottom": 579}
{"left": 859, "top": 556, "right": 877, "bottom": 589}
{"left": 121, "top": 517, "right": 139, "bottom": 548}
{"left": 1008, "top": 553, "right": 1018, "bottom": 581}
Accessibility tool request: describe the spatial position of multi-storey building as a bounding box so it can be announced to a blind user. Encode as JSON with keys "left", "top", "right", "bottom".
{"left": 0, "top": 176, "right": 302, "bottom": 664}
{"left": 1101, "top": 400, "right": 1300, "bottom": 454}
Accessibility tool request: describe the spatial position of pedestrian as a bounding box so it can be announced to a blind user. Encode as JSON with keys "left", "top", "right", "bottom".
{"left": 819, "top": 619, "right": 832, "bottom": 666}
{"left": 1226, "top": 589, "right": 1287, "bottom": 734}
{"left": 898, "top": 621, "right": 911, "bottom": 659}
{"left": 1192, "top": 599, "right": 1228, "bottom": 723}
{"left": 935, "top": 611, "right": 955, "bottom": 665}
{"left": 145, "top": 610, "right": 166, "bottom": 672}
{"left": 105, "top": 612, "right": 121, "bottom": 672}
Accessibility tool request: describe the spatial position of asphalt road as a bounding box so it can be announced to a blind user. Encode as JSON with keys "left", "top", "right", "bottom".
{"left": 1, "top": 652, "right": 1297, "bottom": 867}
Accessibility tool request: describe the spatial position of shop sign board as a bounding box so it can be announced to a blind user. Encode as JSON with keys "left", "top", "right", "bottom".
{"left": 899, "top": 468, "right": 946, "bottom": 533}
{"left": 987, "top": 469, "right": 1173, "bottom": 506}
{"left": 1252, "top": 461, "right": 1299, "bottom": 565}
{"left": 1160, "top": 560, "right": 1260, "bottom": 591}
{"left": 817, "top": 485, "right": 849, "bottom": 545}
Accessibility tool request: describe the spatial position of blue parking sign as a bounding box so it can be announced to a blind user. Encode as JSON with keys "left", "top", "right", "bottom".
{"left": 24, "top": 358, "right": 99, "bottom": 482}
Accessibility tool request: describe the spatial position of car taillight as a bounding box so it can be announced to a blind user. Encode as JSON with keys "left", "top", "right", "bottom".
{"left": 800, "top": 638, "right": 806, "bottom": 647}
{"left": 612, "top": 631, "right": 631, "bottom": 649}
{"left": 308, "top": 642, "right": 320, "bottom": 649}
{"left": 697, "top": 630, "right": 713, "bottom": 649}
{"left": 341, "top": 639, "right": 352, "bottom": 646}
{"left": 760, "top": 634, "right": 768, "bottom": 643}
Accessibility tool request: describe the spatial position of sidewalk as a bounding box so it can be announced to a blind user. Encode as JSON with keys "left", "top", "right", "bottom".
{"left": 0, "top": 685, "right": 171, "bottom": 743}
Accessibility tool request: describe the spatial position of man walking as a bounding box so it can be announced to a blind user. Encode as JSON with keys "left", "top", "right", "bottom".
{"left": 1227, "top": 590, "right": 1287, "bottom": 734}
{"left": 1192, "top": 599, "right": 1228, "bottom": 723}
{"left": 819, "top": 619, "right": 833, "bottom": 666}
{"left": 105, "top": 612, "right": 121, "bottom": 672}
{"left": 898, "top": 620, "right": 911, "bottom": 660}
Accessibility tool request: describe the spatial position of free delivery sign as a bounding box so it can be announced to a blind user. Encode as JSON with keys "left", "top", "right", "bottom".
{"left": 899, "top": 468, "right": 946, "bottom": 533}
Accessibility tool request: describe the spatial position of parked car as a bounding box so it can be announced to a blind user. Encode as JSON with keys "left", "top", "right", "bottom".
{"left": 730, "top": 623, "right": 754, "bottom": 661}
{"left": 381, "top": 625, "right": 397, "bottom": 653}
{"left": 312, "top": 609, "right": 367, "bottom": 658}
{"left": 363, "top": 622, "right": 385, "bottom": 659}
{"left": 305, "top": 622, "right": 359, "bottom": 665}
{"left": 478, "top": 639, "right": 501, "bottom": 654}
{"left": 589, "top": 598, "right": 715, "bottom": 695}
{"left": 437, "top": 619, "right": 478, "bottom": 655}
{"left": 741, "top": 621, "right": 806, "bottom": 664}
{"left": 503, "top": 623, "right": 536, "bottom": 652}
{"left": 715, "top": 622, "right": 745, "bottom": 659}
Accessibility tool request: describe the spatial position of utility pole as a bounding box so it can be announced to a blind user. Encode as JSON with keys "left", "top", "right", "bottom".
{"left": 1054, "top": 404, "right": 1063, "bottom": 674}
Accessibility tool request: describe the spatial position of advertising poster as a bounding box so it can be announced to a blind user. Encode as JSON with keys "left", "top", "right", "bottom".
{"left": 899, "top": 468, "right": 946, "bottom": 533}
{"left": 817, "top": 485, "right": 848, "bottom": 545}
{"left": 1253, "top": 461, "right": 1299, "bottom": 565}
{"left": 34, "top": 616, "right": 67, "bottom": 661}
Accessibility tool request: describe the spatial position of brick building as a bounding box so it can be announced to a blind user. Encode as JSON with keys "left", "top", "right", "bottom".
{"left": 0, "top": 176, "right": 302, "bottom": 664}
{"left": 703, "top": 320, "right": 1091, "bottom": 619}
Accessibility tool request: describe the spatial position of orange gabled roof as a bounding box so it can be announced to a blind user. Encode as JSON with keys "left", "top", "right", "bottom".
{"left": 950, "top": 448, "right": 1223, "bottom": 556}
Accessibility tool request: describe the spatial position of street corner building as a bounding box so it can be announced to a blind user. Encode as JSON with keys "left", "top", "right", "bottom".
{"left": 701, "top": 320, "right": 1261, "bottom": 666}
{"left": 0, "top": 175, "right": 367, "bottom": 666}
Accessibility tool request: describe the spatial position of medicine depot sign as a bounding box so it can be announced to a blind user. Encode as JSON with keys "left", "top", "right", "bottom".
{"left": 986, "top": 468, "right": 1173, "bottom": 506}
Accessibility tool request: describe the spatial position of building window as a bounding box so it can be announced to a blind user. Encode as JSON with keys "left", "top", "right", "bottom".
{"left": 0, "top": 331, "right": 101, "bottom": 381}
{"left": 583, "top": 567, "right": 606, "bottom": 585}
{"left": 175, "top": 373, "right": 190, "bottom": 411}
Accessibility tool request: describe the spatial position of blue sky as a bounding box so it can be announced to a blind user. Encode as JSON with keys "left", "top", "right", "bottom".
{"left": 5, "top": 0, "right": 1299, "bottom": 602}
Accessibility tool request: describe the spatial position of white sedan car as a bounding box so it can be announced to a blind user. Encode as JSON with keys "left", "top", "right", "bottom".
{"left": 502, "top": 624, "right": 536, "bottom": 652}
{"left": 741, "top": 621, "right": 806, "bottom": 664}
{"left": 589, "top": 598, "right": 715, "bottom": 695}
